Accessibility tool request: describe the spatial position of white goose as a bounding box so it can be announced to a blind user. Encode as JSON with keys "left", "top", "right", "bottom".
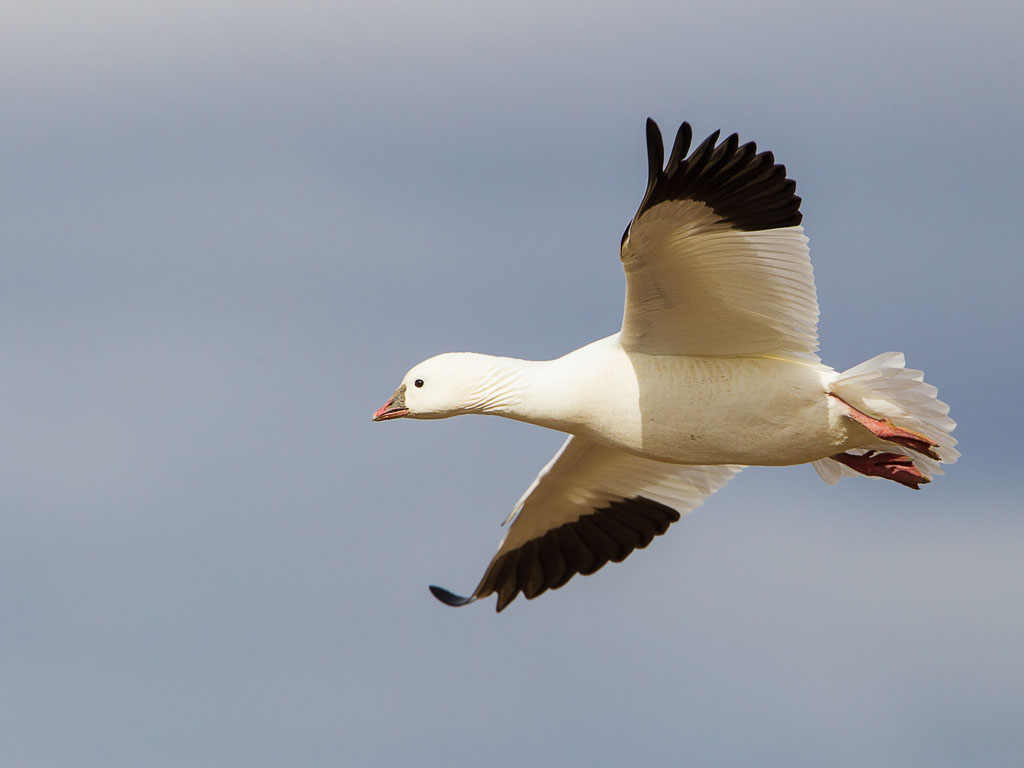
{"left": 373, "top": 119, "right": 958, "bottom": 612}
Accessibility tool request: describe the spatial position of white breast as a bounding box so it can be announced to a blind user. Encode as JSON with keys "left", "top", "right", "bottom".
{"left": 526, "top": 336, "right": 850, "bottom": 466}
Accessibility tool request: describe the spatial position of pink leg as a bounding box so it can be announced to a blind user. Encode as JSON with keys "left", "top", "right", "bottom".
{"left": 833, "top": 451, "right": 930, "bottom": 490}
{"left": 829, "top": 394, "right": 940, "bottom": 460}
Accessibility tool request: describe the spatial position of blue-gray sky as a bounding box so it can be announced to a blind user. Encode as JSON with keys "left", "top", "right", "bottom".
{"left": 2, "top": 1, "right": 1022, "bottom": 765}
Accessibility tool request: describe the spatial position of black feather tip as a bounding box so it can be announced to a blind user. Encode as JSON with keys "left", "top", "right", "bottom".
{"left": 429, "top": 585, "right": 477, "bottom": 607}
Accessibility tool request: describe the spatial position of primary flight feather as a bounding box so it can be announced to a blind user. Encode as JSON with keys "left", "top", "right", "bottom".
{"left": 372, "top": 118, "right": 958, "bottom": 612}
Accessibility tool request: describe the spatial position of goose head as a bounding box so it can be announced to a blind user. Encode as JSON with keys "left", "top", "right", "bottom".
{"left": 372, "top": 354, "right": 492, "bottom": 421}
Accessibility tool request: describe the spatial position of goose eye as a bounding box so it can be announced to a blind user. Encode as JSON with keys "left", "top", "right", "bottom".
{"left": 414, "top": 379, "right": 424, "bottom": 388}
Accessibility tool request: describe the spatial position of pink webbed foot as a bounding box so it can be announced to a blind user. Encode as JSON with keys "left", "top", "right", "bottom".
{"left": 833, "top": 451, "right": 930, "bottom": 490}
{"left": 829, "top": 394, "right": 940, "bottom": 460}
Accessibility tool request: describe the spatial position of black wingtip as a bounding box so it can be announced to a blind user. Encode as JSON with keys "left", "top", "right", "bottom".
{"left": 429, "top": 585, "right": 477, "bottom": 607}
{"left": 644, "top": 118, "right": 664, "bottom": 186}
{"left": 665, "top": 122, "right": 693, "bottom": 176}
{"left": 635, "top": 118, "right": 667, "bottom": 221}
{"left": 632, "top": 120, "right": 802, "bottom": 231}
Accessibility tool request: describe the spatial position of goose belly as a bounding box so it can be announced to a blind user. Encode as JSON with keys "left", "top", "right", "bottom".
{"left": 583, "top": 355, "right": 845, "bottom": 466}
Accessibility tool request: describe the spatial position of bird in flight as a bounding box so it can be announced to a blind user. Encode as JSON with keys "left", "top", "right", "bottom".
{"left": 373, "top": 118, "right": 958, "bottom": 612}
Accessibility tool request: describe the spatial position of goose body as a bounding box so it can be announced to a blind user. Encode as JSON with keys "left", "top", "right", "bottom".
{"left": 373, "top": 118, "right": 958, "bottom": 611}
{"left": 420, "top": 338, "right": 854, "bottom": 467}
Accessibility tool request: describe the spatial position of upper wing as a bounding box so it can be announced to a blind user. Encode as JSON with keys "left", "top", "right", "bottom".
{"left": 429, "top": 436, "right": 742, "bottom": 612}
{"left": 618, "top": 119, "right": 820, "bottom": 360}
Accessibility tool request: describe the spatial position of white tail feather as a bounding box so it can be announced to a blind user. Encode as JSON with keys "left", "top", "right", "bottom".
{"left": 811, "top": 456, "right": 859, "bottom": 484}
{"left": 815, "top": 352, "right": 958, "bottom": 483}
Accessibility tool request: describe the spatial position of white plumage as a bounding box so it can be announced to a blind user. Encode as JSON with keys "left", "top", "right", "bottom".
{"left": 373, "top": 119, "right": 957, "bottom": 612}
